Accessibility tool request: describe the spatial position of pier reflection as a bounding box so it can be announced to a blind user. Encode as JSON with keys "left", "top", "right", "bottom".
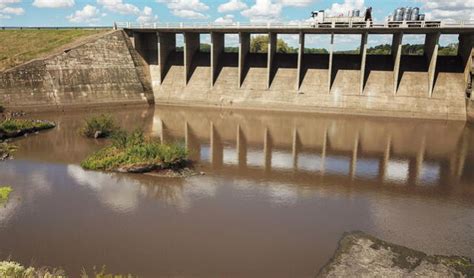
{"left": 153, "top": 106, "right": 470, "bottom": 188}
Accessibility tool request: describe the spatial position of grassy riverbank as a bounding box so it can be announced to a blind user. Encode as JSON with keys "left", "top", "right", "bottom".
{"left": 0, "top": 29, "right": 108, "bottom": 71}
{"left": 81, "top": 130, "right": 188, "bottom": 173}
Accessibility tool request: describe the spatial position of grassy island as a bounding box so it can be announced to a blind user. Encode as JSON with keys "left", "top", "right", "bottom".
{"left": 81, "top": 130, "right": 188, "bottom": 174}
{"left": 0, "top": 118, "right": 55, "bottom": 140}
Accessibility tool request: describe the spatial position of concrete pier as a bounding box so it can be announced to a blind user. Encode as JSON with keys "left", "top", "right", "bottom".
{"left": 184, "top": 32, "right": 200, "bottom": 85}
{"left": 360, "top": 33, "right": 368, "bottom": 94}
{"left": 424, "top": 32, "right": 440, "bottom": 97}
{"left": 296, "top": 32, "right": 304, "bottom": 91}
{"left": 239, "top": 32, "right": 250, "bottom": 88}
{"left": 158, "top": 32, "right": 176, "bottom": 83}
{"left": 267, "top": 32, "right": 277, "bottom": 89}
{"left": 211, "top": 32, "right": 224, "bottom": 87}
{"left": 392, "top": 32, "right": 403, "bottom": 94}
{"left": 328, "top": 33, "right": 334, "bottom": 92}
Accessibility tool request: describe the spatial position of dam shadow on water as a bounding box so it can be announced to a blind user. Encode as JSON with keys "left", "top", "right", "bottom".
{"left": 1, "top": 105, "right": 474, "bottom": 277}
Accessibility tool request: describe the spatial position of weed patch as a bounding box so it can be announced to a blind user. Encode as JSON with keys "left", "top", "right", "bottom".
{"left": 80, "top": 114, "right": 119, "bottom": 139}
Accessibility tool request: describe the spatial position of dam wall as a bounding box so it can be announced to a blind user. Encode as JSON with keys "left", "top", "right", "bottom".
{"left": 0, "top": 30, "right": 152, "bottom": 110}
{"left": 130, "top": 29, "right": 474, "bottom": 121}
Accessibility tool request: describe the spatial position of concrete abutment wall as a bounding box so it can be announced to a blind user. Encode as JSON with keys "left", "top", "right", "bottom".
{"left": 0, "top": 30, "right": 152, "bottom": 109}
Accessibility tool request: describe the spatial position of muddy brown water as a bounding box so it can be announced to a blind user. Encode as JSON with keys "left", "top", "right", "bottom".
{"left": 1, "top": 105, "right": 474, "bottom": 277}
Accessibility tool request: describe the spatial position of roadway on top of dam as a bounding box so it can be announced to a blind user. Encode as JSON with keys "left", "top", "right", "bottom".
{"left": 120, "top": 21, "right": 474, "bottom": 35}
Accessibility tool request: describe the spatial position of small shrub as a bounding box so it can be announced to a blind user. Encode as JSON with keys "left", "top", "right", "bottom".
{"left": 0, "top": 186, "right": 12, "bottom": 203}
{"left": 81, "top": 129, "right": 188, "bottom": 172}
{"left": 0, "top": 261, "right": 35, "bottom": 277}
{"left": 80, "top": 114, "right": 119, "bottom": 139}
{"left": 0, "top": 142, "right": 17, "bottom": 160}
{"left": 81, "top": 265, "right": 136, "bottom": 278}
{"left": 0, "top": 260, "right": 65, "bottom": 278}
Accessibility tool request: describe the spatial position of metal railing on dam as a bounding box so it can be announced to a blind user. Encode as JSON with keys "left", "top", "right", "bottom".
{"left": 123, "top": 23, "right": 474, "bottom": 121}
{"left": 117, "top": 21, "right": 474, "bottom": 33}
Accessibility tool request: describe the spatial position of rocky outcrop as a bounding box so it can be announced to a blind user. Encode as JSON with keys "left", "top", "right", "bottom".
{"left": 0, "top": 30, "right": 153, "bottom": 110}
{"left": 318, "top": 231, "right": 474, "bottom": 277}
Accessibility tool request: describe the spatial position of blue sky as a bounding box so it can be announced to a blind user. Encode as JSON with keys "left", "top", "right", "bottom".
{"left": 1, "top": 0, "right": 473, "bottom": 27}
{"left": 0, "top": 0, "right": 472, "bottom": 49}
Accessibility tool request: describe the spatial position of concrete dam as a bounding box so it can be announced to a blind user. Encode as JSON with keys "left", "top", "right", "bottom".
{"left": 127, "top": 25, "right": 474, "bottom": 121}
{"left": 0, "top": 25, "right": 473, "bottom": 121}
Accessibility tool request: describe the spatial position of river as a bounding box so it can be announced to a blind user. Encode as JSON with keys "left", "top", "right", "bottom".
{"left": 1, "top": 105, "right": 473, "bottom": 277}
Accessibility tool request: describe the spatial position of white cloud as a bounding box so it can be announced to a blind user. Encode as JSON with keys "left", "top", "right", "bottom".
{"left": 33, "top": 0, "right": 75, "bottom": 8}
{"left": 215, "top": 14, "right": 234, "bottom": 24}
{"left": 277, "top": 0, "right": 315, "bottom": 7}
{"left": 137, "top": 6, "right": 158, "bottom": 24}
{"left": 67, "top": 5, "right": 100, "bottom": 23}
{"left": 97, "top": 0, "right": 140, "bottom": 15}
{"left": 218, "top": 0, "right": 247, "bottom": 13}
{"left": 417, "top": 0, "right": 474, "bottom": 21}
{"left": 241, "top": 0, "right": 282, "bottom": 22}
{"left": 157, "top": 0, "right": 209, "bottom": 19}
{"left": 325, "top": 0, "right": 365, "bottom": 17}
{"left": 172, "top": 9, "right": 207, "bottom": 19}
{"left": 157, "top": 0, "right": 208, "bottom": 11}
{"left": 0, "top": 0, "right": 21, "bottom": 9}
{"left": 1, "top": 6, "right": 23, "bottom": 14}
{"left": 0, "top": 0, "right": 23, "bottom": 19}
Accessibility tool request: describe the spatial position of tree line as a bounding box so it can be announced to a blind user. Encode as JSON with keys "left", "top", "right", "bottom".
{"left": 179, "top": 35, "right": 459, "bottom": 56}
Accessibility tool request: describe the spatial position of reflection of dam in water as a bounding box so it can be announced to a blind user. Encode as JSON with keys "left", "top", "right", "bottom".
{"left": 152, "top": 106, "right": 469, "bottom": 187}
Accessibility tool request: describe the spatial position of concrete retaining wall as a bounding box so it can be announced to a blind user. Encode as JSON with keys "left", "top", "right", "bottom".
{"left": 154, "top": 53, "right": 469, "bottom": 121}
{"left": 0, "top": 30, "right": 152, "bottom": 110}
{"left": 150, "top": 31, "right": 473, "bottom": 121}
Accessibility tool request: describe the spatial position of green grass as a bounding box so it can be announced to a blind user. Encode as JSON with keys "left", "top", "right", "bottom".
{"left": 0, "top": 119, "right": 55, "bottom": 133}
{"left": 0, "top": 29, "right": 107, "bottom": 71}
{"left": 81, "top": 130, "right": 188, "bottom": 172}
{"left": 80, "top": 114, "right": 119, "bottom": 139}
{"left": 0, "top": 186, "right": 12, "bottom": 203}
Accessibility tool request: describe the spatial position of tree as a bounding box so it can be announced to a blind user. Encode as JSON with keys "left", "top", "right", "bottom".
{"left": 250, "top": 35, "right": 268, "bottom": 53}
{"left": 249, "top": 35, "right": 298, "bottom": 53}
